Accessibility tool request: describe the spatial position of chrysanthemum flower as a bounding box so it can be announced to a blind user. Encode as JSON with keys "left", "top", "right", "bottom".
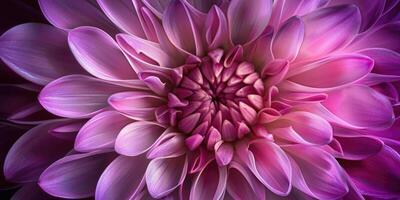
{"left": 1, "top": 0, "right": 400, "bottom": 199}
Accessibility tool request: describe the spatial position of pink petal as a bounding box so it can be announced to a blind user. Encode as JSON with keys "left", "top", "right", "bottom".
{"left": 215, "top": 142, "right": 234, "bottom": 166}
{"left": 190, "top": 161, "right": 227, "bottom": 200}
{"left": 142, "top": 0, "right": 172, "bottom": 18}
{"left": 239, "top": 102, "right": 257, "bottom": 124}
{"left": 68, "top": 27, "right": 137, "bottom": 81}
{"left": 237, "top": 139, "right": 291, "bottom": 195}
{"left": 0, "top": 23, "right": 84, "bottom": 85}
{"left": 205, "top": 5, "right": 229, "bottom": 49}
{"left": 95, "top": 155, "right": 148, "bottom": 200}
{"left": 108, "top": 91, "right": 165, "bottom": 121}
{"left": 322, "top": 85, "right": 394, "bottom": 129}
{"left": 284, "top": 145, "right": 348, "bottom": 199}
{"left": 38, "top": 0, "right": 117, "bottom": 34}
{"left": 75, "top": 111, "right": 131, "bottom": 152}
{"left": 272, "top": 16, "right": 304, "bottom": 61}
{"left": 39, "top": 151, "right": 117, "bottom": 199}
{"left": 298, "top": 5, "right": 361, "bottom": 59}
{"left": 227, "top": 161, "right": 265, "bottom": 200}
{"left": 39, "top": 75, "right": 127, "bottom": 118}
{"left": 97, "top": 0, "right": 146, "bottom": 37}
{"left": 4, "top": 121, "right": 74, "bottom": 182}
{"left": 147, "top": 132, "right": 186, "bottom": 159}
{"left": 227, "top": 0, "right": 272, "bottom": 44}
{"left": 115, "top": 121, "right": 165, "bottom": 156}
{"left": 146, "top": 155, "right": 188, "bottom": 198}
{"left": 334, "top": 133, "right": 384, "bottom": 160}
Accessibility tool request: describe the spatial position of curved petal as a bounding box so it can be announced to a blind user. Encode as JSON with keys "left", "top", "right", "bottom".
{"left": 298, "top": 5, "right": 361, "bottom": 59}
{"left": 272, "top": 16, "right": 304, "bottom": 61}
{"left": 284, "top": 145, "right": 349, "bottom": 199}
{"left": 237, "top": 139, "right": 291, "bottom": 195}
{"left": 342, "top": 146, "right": 400, "bottom": 198}
{"left": 142, "top": 0, "right": 172, "bottom": 18}
{"left": 147, "top": 132, "right": 186, "bottom": 159}
{"left": 334, "top": 134, "right": 384, "bottom": 160}
{"left": 3, "top": 121, "right": 73, "bottom": 183}
{"left": 108, "top": 91, "right": 165, "bottom": 120}
{"left": 205, "top": 5, "right": 229, "bottom": 49}
{"left": 39, "top": 75, "right": 127, "bottom": 118}
{"left": 38, "top": 151, "right": 117, "bottom": 199}
{"left": 227, "top": 0, "right": 272, "bottom": 45}
{"left": 115, "top": 121, "right": 165, "bottom": 156}
{"left": 38, "top": 0, "right": 117, "bottom": 34}
{"left": 75, "top": 111, "right": 131, "bottom": 152}
{"left": 227, "top": 161, "right": 265, "bottom": 200}
{"left": 322, "top": 85, "right": 394, "bottom": 129}
{"left": 0, "top": 23, "right": 84, "bottom": 85}
{"left": 359, "top": 48, "right": 400, "bottom": 77}
{"left": 68, "top": 26, "right": 138, "bottom": 81}
{"left": 269, "top": 111, "right": 333, "bottom": 145}
{"left": 97, "top": 0, "right": 146, "bottom": 37}
{"left": 288, "top": 54, "right": 373, "bottom": 90}
{"left": 163, "top": 0, "right": 203, "bottom": 55}
{"left": 146, "top": 155, "right": 188, "bottom": 198}
{"left": 190, "top": 161, "right": 227, "bottom": 200}
{"left": 12, "top": 183, "right": 57, "bottom": 200}
{"left": 96, "top": 155, "right": 148, "bottom": 200}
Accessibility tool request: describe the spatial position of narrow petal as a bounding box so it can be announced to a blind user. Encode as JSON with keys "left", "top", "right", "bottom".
{"left": 97, "top": 0, "right": 146, "bottom": 37}
{"left": 205, "top": 6, "right": 229, "bottom": 49}
{"left": 272, "top": 17, "right": 304, "bottom": 61}
{"left": 190, "top": 161, "right": 227, "bottom": 200}
{"left": 96, "top": 155, "right": 148, "bottom": 200}
{"left": 284, "top": 145, "right": 349, "bottom": 199}
{"left": 146, "top": 155, "right": 188, "bottom": 198}
{"left": 39, "top": 151, "right": 117, "bottom": 199}
{"left": 147, "top": 132, "right": 186, "bottom": 159}
{"left": 39, "top": 75, "right": 127, "bottom": 118}
{"left": 237, "top": 139, "right": 291, "bottom": 195}
{"left": 228, "top": 0, "right": 272, "bottom": 44}
{"left": 334, "top": 133, "right": 384, "bottom": 160}
{"left": 322, "top": 85, "right": 394, "bottom": 129}
{"left": 38, "top": 0, "right": 117, "bottom": 34}
{"left": 0, "top": 23, "right": 84, "bottom": 85}
{"left": 108, "top": 91, "right": 165, "bottom": 121}
{"left": 4, "top": 121, "right": 74, "bottom": 182}
{"left": 115, "top": 121, "right": 165, "bottom": 156}
{"left": 298, "top": 5, "right": 361, "bottom": 59}
{"left": 75, "top": 111, "right": 131, "bottom": 152}
{"left": 342, "top": 146, "right": 400, "bottom": 198}
{"left": 68, "top": 26, "right": 137, "bottom": 81}
{"left": 227, "top": 161, "right": 265, "bottom": 199}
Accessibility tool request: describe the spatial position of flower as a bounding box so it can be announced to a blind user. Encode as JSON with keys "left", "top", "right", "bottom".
{"left": 0, "top": 0, "right": 400, "bottom": 199}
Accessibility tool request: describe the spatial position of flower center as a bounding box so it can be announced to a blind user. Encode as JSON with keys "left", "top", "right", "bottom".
{"left": 165, "top": 49, "right": 266, "bottom": 151}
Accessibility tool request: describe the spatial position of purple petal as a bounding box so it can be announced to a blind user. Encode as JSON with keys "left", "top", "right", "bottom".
{"left": 39, "top": 151, "right": 117, "bottom": 199}
{"left": 39, "top": 75, "right": 127, "bottom": 118}
{"left": 147, "top": 132, "right": 186, "bottom": 159}
{"left": 97, "top": 0, "right": 146, "bottom": 37}
{"left": 142, "top": 0, "right": 172, "bottom": 18}
{"left": 0, "top": 23, "right": 84, "bottom": 85}
{"left": 146, "top": 155, "right": 188, "bottom": 198}
{"left": 298, "top": 5, "right": 361, "bottom": 59}
{"left": 272, "top": 17, "right": 304, "bottom": 61}
{"left": 4, "top": 121, "right": 74, "bottom": 183}
{"left": 215, "top": 142, "right": 234, "bottom": 166}
{"left": 227, "top": 0, "right": 272, "bottom": 44}
{"left": 227, "top": 161, "right": 265, "bottom": 199}
{"left": 68, "top": 26, "right": 138, "bottom": 81}
{"left": 12, "top": 183, "right": 57, "bottom": 200}
{"left": 190, "top": 161, "right": 227, "bottom": 200}
{"left": 334, "top": 133, "right": 384, "bottom": 160}
{"left": 205, "top": 5, "right": 229, "bottom": 49}
{"left": 75, "top": 111, "right": 131, "bottom": 152}
{"left": 38, "top": 0, "right": 117, "bottom": 34}
{"left": 115, "top": 121, "right": 165, "bottom": 156}
{"left": 96, "top": 155, "right": 148, "bottom": 200}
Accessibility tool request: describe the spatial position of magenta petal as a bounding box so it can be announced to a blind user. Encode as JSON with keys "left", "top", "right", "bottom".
{"left": 334, "top": 134, "right": 384, "bottom": 160}
{"left": 4, "top": 121, "right": 73, "bottom": 183}
{"left": 342, "top": 146, "right": 400, "bottom": 198}
{"left": 322, "top": 85, "right": 394, "bottom": 129}
{"left": 38, "top": 151, "right": 117, "bottom": 199}
{"left": 68, "top": 26, "right": 137, "bottom": 81}
{"left": 142, "top": 0, "right": 172, "bottom": 18}
{"left": 146, "top": 155, "right": 188, "bottom": 198}
{"left": 190, "top": 161, "right": 227, "bottom": 200}
{"left": 115, "top": 121, "right": 165, "bottom": 156}
{"left": 98, "top": 0, "right": 146, "bottom": 37}
{"left": 75, "top": 111, "right": 131, "bottom": 152}
{"left": 359, "top": 48, "right": 400, "bottom": 78}
{"left": 215, "top": 142, "right": 234, "bottom": 166}
{"left": 205, "top": 5, "right": 229, "bottom": 49}
{"left": 298, "top": 5, "right": 361, "bottom": 59}
{"left": 227, "top": 0, "right": 272, "bottom": 44}
{"left": 284, "top": 145, "right": 349, "bottom": 199}
{"left": 0, "top": 23, "right": 84, "bottom": 85}
{"left": 38, "top": 0, "right": 117, "bottom": 34}
{"left": 227, "top": 161, "right": 265, "bottom": 199}
{"left": 147, "top": 132, "right": 186, "bottom": 159}
{"left": 96, "top": 155, "right": 148, "bottom": 200}
{"left": 39, "top": 75, "right": 127, "bottom": 118}
{"left": 237, "top": 139, "right": 292, "bottom": 195}
{"left": 272, "top": 17, "right": 304, "bottom": 61}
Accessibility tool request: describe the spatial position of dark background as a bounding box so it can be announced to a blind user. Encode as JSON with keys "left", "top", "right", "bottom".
{"left": 0, "top": 1, "right": 46, "bottom": 199}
